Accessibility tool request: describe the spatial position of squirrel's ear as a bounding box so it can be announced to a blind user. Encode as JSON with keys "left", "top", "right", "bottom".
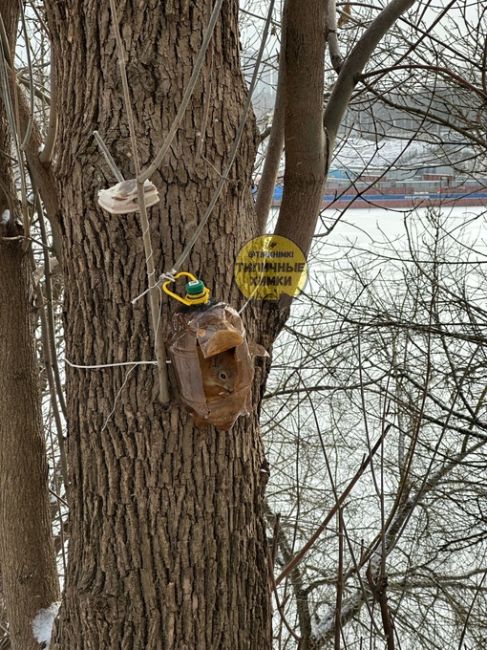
{"left": 248, "top": 342, "right": 269, "bottom": 358}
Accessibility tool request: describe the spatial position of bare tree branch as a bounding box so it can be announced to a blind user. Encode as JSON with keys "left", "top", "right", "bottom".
{"left": 325, "top": 0, "right": 416, "bottom": 147}
{"left": 255, "top": 1, "right": 286, "bottom": 235}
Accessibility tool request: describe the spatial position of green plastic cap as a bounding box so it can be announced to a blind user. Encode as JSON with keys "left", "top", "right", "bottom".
{"left": 186, "top": 279, "right": 206, "bottom": 295}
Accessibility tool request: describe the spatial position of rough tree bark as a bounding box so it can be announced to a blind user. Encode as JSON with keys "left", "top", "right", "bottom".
{"left": 0, "top": 3, "right": 60, "bottom": 649}
{"left": 43, "top": 1, "right": 272, "bottom": 647}
{"left": 0, "top": 234, "right": 60, "bottom": 650}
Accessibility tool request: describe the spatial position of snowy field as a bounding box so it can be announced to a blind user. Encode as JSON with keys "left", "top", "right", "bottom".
{"left": 316, "top": 204, "right": 487, "bottom": 259}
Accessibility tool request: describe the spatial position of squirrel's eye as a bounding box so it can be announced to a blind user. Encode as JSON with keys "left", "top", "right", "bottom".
{"left": 219, "top": 371, "right": 227, "bottom": 381}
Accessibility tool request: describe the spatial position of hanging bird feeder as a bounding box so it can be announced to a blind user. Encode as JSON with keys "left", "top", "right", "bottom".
{"left": 163, "top": 272, "right": 266, "bottom": 431}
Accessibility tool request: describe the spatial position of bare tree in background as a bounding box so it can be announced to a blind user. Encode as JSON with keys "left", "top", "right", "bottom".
{"left": 0, "top": 2, "right": 59, "bottom": 649}
{"left": 265, "top": 207, "right": 487, "bottom": 648}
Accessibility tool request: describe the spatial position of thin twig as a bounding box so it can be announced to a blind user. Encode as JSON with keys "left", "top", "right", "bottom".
{"left": 32, "top": 180, "right": 67, "bottom": 418}
{"left": 108, "top": 0, "right": 169, "bottom": 404}
{"left": 170, "top": 0, "right": 275, "bottom": 276}
{"left": 326, "top": 0, "right": 343, "bottom": 73}
{"left": 101, "top": 365, "right": 137, "bottom": 432}
{"left": 33, "top": 278, "right": 68, "bottom": 486}
{"left": 0, "top": 11, "right": 12, "bottom": 65}
{"left": 19, "top": 1, "right": 35, "bottom": 150}
{"left": 255, "top": 2, "right": 286, "bottom": 233}
{"left": 335, "top": 507, "right": 344, "bottom": 650}
{"left": 39, "top": 55, "right": 57, "bottom": 164}
{"left": 0, "top": 17, "right": 29, "bottom": 231}
{"left": 48, "top": 488, "right": 68, "bottom": 509}
{"left": 93, "top": 130, "right": 124, "bottom": 182}
{"left": 275, "top": 426, "right": 391, "bottom": 587}
{"left": 457, "top": 562, "right": 487, "bottom": 649}
{"left": 138, "top": 0, "right": 225, "bottom": 183}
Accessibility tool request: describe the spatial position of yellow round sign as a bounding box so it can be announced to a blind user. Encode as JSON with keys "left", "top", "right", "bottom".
{"left": 234, "top": 235, "right": 308, "bottom": 300}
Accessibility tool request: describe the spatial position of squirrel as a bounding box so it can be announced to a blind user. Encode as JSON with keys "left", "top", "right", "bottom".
{"left": 338, "top": 3, "right": 352, "bottom": 28}
{"left": 197, "top": 347, "right": 238, "bottom": 399}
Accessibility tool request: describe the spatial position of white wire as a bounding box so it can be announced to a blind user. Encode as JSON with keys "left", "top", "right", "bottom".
{"left": 131, "top": 271, "right": 175, "bottom": 305}
{"left": 65, "top": 359, "right": 159, "bottom": 369}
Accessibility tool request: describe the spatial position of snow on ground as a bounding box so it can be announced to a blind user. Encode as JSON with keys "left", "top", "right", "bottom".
{"left": 32, "top": 602, "right": 60, "bottom": 649}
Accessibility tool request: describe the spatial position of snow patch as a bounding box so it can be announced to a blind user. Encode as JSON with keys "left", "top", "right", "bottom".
{"left": 32, "top": 602, "right": 60, "bottom": 649}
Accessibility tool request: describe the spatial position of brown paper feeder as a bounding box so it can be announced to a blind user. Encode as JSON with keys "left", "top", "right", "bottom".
{"left": 164, "top": 275, "right": 265, "bottom": 431}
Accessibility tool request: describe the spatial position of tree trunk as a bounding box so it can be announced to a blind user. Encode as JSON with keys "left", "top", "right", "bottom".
{"left": 44, "top": 1, "right": 272, "bottom": 647}
{"left": 0, "top": 3, "right": 60, "bottom": 649}
{"left": 0, "top": 237, "right": 61, "bottom": 650}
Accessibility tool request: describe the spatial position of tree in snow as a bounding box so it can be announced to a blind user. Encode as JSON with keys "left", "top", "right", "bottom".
{"left": 0, "top": 0, "right": 486, "bottom": 648}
